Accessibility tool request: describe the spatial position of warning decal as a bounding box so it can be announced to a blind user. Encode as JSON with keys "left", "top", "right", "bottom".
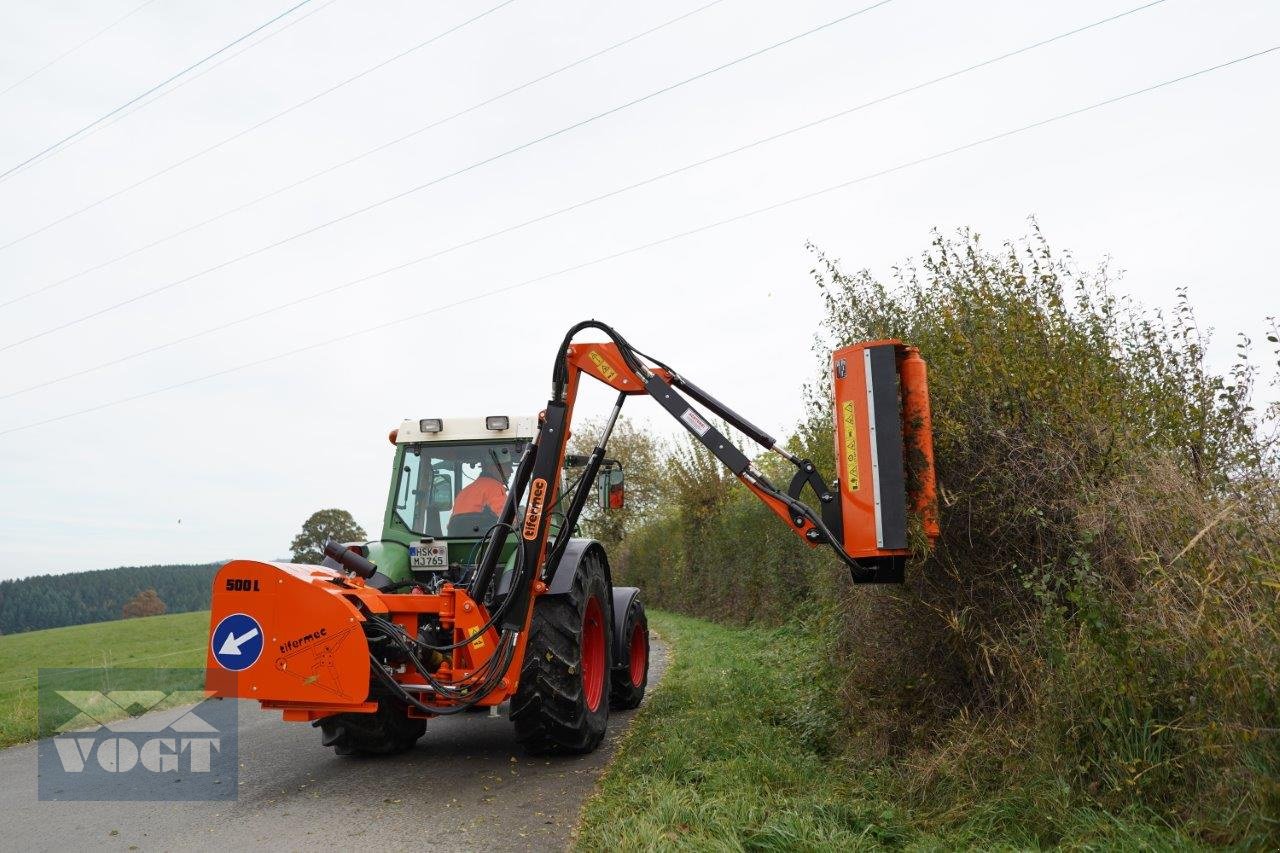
{"left": 680, "top": 407, "right": 711, "bottom": 437}
{"left": 588, "top": 350, "right": 618, "bottom": 381}
{"left": 275, "top": 625, "right": 358, "bottom": 698}
{"left": 842, "top": 400, "right": 859, "bottom": 491}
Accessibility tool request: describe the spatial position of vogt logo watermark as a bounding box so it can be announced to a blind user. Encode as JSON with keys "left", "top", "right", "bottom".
{"left": 38, "top": 668, "right": 237, "bottom": 801}
{"left": 52, "top": 691, "right": 219, "bottom": 772}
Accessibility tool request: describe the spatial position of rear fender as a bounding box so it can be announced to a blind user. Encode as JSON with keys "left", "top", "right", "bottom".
{"left": 610, "top": 587, "right": 642, "bottom": 669}
{"left": 545, "top": 541, "right": 642, "bottom": 667}
{"left": 545, "top": 539, "right": 612, "bottom": 595}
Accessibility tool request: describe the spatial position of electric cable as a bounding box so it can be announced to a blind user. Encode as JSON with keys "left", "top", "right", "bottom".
{"left": 363, "top": 607, "right": 518, "bottom": 710}
{"left": 364, "top": 613, "right": 488, "bottom": 691}
{"left": 0, "top": 0, "right": 520, "bottom": 255}
{"left": 369, "top": 634, "right": 515, "bottom": 715}
{"left": 364, "top": 611, "right": 508, "bottom": 689}
{"left": 0, "top": 0, "right": 162, "bottom": 98}
{"left": 0, "top": 0, "right": 1168, "bottom": 380}
{"left": 0, "top": 0, "right": 897, "bottom": 351}
{"left": 462, "top": 520, "right": 516, "bottom": 574}
{"left": 0, "top": 0, "right": 727, "bottom": 295}
{"left": 87, "top": 0, "right": 346, "bottom": 138}
{"left": 98, "top": 0, "right": 342, "bottom": 125}
{"left": 1, "top": 44, "right": 1273, "bottom": 438}
{"left": 0, "top": 0, "right": 318, "bottom": 183}
{"left": 413, "top": 526, "right": 526, "bottom": 652}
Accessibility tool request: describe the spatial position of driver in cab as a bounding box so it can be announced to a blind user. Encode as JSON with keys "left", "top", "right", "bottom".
{"left": 448, "top": 457, "right": 508, "bottom": 535}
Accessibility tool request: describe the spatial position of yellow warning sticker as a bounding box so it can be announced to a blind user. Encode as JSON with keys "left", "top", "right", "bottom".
{"left": 468, "top": 628, "right": 485, "bottom": 649}
{"left": 842, "top": 400, "right": 859, "bottom": 491}
{"left": 588, "top": 350, "right": 618, "bottom": 381}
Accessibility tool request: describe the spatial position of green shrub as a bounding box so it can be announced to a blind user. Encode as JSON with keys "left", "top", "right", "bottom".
{"left": 807, "top": 226, "right": 1278, "bottom": 842}
{"left": 617, "top": 224, "right": 1279, "bottom": 844}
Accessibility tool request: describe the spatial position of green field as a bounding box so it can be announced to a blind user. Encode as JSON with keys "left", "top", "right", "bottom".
{"left": 0, "top": 610, "right": 210, "bottom": 747}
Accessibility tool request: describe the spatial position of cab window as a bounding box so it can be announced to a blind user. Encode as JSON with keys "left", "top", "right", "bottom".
{"left": 394, "top": 441, "right": 527, "bottom": 537}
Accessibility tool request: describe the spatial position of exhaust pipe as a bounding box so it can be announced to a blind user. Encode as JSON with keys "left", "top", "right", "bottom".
{"left": 323, "top": 539, "right": 377, "bottom": 579}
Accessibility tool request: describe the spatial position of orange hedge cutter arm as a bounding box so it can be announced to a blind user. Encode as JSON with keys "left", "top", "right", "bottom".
{"left": 469, "top": 321, "right": 940, "bottom": 638}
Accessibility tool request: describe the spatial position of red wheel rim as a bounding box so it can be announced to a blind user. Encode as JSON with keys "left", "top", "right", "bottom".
{"left": 581, "top": 596, "right": 605, "bottom": 712}
{"left": 629, "top": 623, "right": 646, "bottom": 687}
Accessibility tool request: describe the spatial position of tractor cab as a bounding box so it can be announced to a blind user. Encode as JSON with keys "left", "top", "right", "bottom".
{"left": 359, "top": 415, "right": 621, "bottom": 595}
{"left": 355, "top": 415, "right": 537, "bottom": 593}
{"left": 391, "top": 415, "right": 536, "bottom": 540}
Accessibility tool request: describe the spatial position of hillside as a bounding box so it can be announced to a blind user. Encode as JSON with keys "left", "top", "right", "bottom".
{"left": 0, "top": 610, "right": 210, "bottom": 746}
{"left": 0, "top": 562, "right": 222, "bottom": 634}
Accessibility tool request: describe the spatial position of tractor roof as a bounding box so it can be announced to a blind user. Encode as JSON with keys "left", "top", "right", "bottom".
{"left": 394, "top": 415, "right": 538, "bottom": 444}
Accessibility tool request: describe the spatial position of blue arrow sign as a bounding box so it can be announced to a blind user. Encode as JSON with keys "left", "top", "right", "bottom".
{"left": 211, "top": 613, "right": 264, "bottom": 672}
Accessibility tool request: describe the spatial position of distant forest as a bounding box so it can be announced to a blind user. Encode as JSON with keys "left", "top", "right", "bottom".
{"left": 0, "top": 562, "right": 223, "bottom": 634}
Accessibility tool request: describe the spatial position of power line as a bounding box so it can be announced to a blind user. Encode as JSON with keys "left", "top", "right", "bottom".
{"left": 0, "top": 0, "right": 1173, "bottom": 401}
{"left": 0, "top": 1, "right": 344, "bottom": 202}
{"left": 0, "top": 0, "right": 162, "bottom": 99}
{"left": 3, "top": 44, "right": 1273, "bottom": 439}
{"left": 0, "top": 0, "right": 523, "bottom": 254}
{"left": 0, "top": 0, "right": 318, "bottom": 183}
{"left": 0, "top": 0, "right": 897, "bottom": 352}
{"left": 0, "top": 0, "right": 729, "bottom": 310}
{"left": 75, "top": 0, "right": 346, "bottom": 146}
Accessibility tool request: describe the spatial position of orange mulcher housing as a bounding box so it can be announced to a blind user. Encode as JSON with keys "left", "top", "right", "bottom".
{"left": 204, "top": 564, "right": 511, "bottom": 719}
{"left": 205, "top": 322, "right": 937, "bottom": 740}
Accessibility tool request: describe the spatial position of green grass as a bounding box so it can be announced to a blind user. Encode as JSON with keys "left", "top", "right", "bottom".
{"left": 577, "top": 611, "right": 1202, "bottom": 851}
{"left": 0, "top": 610, "right": 210, "bottom": 747}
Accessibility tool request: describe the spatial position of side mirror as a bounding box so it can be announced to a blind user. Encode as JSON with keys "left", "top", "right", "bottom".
{"left": 429, "top": 474, "right": 454, "bottom": 510}
{"left": 598, "top": 466, "right": 625, "bottom": 511}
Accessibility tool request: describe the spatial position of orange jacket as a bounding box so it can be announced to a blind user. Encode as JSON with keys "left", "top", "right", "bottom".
{"left": 453, "top": 476, "right": 507, "bottom": 515}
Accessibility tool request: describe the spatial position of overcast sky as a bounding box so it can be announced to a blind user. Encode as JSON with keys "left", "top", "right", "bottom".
{"left": 0, "top": 0, "right": 1276, "bottom": 579}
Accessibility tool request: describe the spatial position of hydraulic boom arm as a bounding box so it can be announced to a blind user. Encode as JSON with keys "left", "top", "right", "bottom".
{"left": 472, "top": 321, "right": 939, "bottom": 638}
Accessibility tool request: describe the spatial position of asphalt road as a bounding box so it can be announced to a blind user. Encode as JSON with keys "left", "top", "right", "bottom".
{"left": 0, "top": 639, "right": 666, "bottom": 852}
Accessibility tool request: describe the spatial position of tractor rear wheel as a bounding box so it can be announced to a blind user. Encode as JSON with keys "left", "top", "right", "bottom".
{"left": 510, "top": 550, "right": 612, "bottom": 754}
{"left": 610, "top": 598, "right": 648, "bottom": 710}
{"left": 317, "top": 697, "right": 425, "bottom": 756}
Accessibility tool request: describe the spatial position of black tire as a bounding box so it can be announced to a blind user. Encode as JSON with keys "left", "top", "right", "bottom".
{"left": 510, "top": 550, "right": 612, "bottom": 754}
{"left": 316, "top": 697, "right": 425, "bottom": 756}
{"left": 610, "top": 598, "right": 648, "bottom": 710}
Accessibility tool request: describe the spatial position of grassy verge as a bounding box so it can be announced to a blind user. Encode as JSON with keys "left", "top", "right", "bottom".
{"left": 0, "top": 610, "right": 210, "bottom": 747}
{"left": 578, "top": 611, "right": 1200, "bottom": 851}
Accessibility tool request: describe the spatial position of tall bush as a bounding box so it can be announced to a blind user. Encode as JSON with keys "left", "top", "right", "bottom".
{"left": 618, "top": 224, "right": 1278, "bottom": 842}
{"left": 807, "top": 225, "right": 1278, "bottom": 840}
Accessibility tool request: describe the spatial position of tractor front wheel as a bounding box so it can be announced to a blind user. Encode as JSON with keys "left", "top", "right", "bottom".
{"left": 610, "top": 597, "right": 648, "bottom": 710}
{"left": 510, "top": 550, "right": 612, "bottom": 754}
{"left": 316, "top": 698, "right": 425, "bottom": 756}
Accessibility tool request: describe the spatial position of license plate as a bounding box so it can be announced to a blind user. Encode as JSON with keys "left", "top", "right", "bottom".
{"left": 410, "top": 542, "right": 447, "bottom": 569}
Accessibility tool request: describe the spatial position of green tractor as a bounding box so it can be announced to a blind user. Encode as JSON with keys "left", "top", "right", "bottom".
{"left": 309, "top": 414, "right": 645, "bottom": 755}
{"left": 205, "top": 322, "right": 934, "bottom": 759}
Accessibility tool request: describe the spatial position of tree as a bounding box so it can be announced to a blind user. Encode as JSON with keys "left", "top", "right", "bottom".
{"left": 122, "top": 588, "right": 166, "bottom": 619}
{"left": 290, "top": 509, "right": 367, "bottom": 564}
{"left": 566, "top": 416, "right": 666, "bottom": 548}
